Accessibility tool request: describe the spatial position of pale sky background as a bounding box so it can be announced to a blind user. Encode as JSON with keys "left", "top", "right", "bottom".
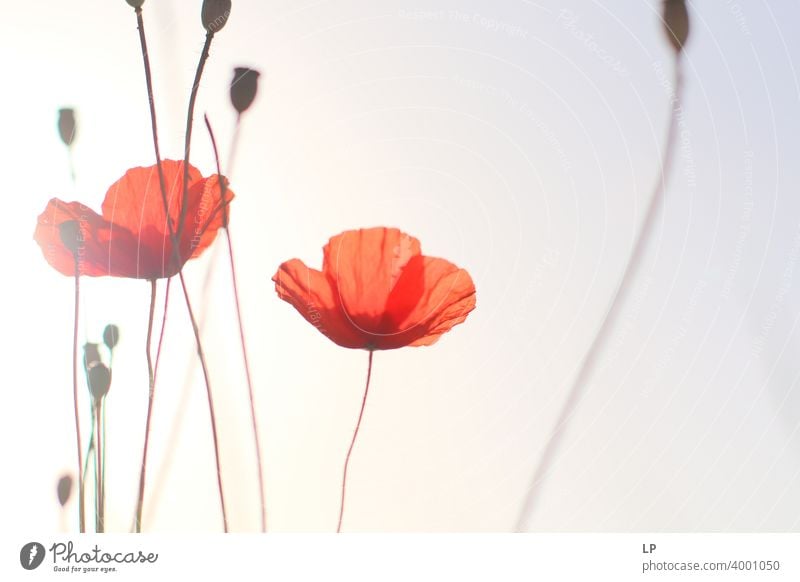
{"left": 2, "top": 0, "right": 800, "bottom": 532}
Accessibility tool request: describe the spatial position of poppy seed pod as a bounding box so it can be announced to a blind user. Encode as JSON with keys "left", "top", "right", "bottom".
{"left": 202, "top": 0, "right": 231, "bottom": 33}
{"left": 103, "top": 324, "right": 120, "bottom": 350}
{"left": 87, "top": 362, "right": 111, "bottom": 401}
{"left": 663, "top": 0, "right": 689, "bottom": 54}
{"left": 57, "top": 474, "right": 73, "bottom": 507}
{"left": 126, "top": 0, "right": 145, "bottom": 7}
{"left": 83, "top": 342, "right": 102, "bottom": 371}
{"left": 58, "top": 220, "right": 82, "bottom": 255}
{"left": 230, "top": 67, "right": 260, "bottom": 114}
{"left": 58, "top": 108, "right": 77, "bottom": 147}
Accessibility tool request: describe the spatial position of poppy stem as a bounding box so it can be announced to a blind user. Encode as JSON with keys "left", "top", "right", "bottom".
{"left": 71, "top": 260, "right": 85, "bottom": 534}
{"left": 178, "top": 31, "right": 214, "bottom": 242}
{"left": 95, "top": 399, "right": 105, "bottom": 533}
{"left": 204, "top": 115, "right": 267, "bottom": 532}
{"left": 134, "top": 8, "right": 227, "bottom": 531}
{"left": 178, "top": 273, "right": 229, "bottom": 531}
{"left": 337, "top": 350, "right": 374, "bottom": 533}
{"left": 134, "top": 280, "right": 158, "bottom": 533}
{"left": 514, "top": 59, "right": 685, "bottom": 532}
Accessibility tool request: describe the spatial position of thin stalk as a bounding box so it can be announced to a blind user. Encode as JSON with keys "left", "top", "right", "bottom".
{"left": 514, "top": 61, "right": 685, "bottom": 532}
{"left": 134, "top": 9, "right": 227, "bottom": 531}
{"left": 134, "top": 280, "right": 158, "bottom": 533}
{"left": 205, "top": 115, "right": 266, "bottom": 532}
{"left": 177, "top": 272, "right": 229, "bottom": 531}
{"left": 71, "top": 259, "right": 85, "bottom": 533}
{"left": 178, "top": 32, "right": 214, "bottom": 242}
{"left": 95, "top": 400, "right": 105, "bottom": 533}
{"left": 337, "top": 350, "right": 374, "bottom": 533}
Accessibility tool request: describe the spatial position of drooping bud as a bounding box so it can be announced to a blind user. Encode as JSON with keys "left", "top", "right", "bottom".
{"left": 202, "top": 0, "right": 231, "bottom": 33}
{"left": 57, "top": 474, "right": 73, "bottom": 507}
{"left": 126, "top": 0, "right": 145, "bottom": 7}
{"left": 58, "top": 220, "right": 82, "bottom": 255}
{"left": 663, "top": 0, "right": 689, "bottom": 54}
{"left": 230, "top": 67, "right": 261, "bottom": 114}
{"left": 87, "top": 363, "right": 112, "bottom": 402}
{"left": 103, "top": 324, "right": 120, "bottom": 350}
{"left": 58, "top": 108, "right": 77, "bottom": 147}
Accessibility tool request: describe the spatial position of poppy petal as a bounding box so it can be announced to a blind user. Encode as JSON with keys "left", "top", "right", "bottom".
{"left": 34, "top": 199, "right": 142, "bottom": 277}
{"left": 322, "top": 227, "right": 421, "bottom": 334}
{"left": 384, "top": 255, "right": 476, "bottom": 348}
{"left": 100, "top": 161, "right": 187, "bottom": 277}
{"left": 273, "top": 259, "right": 367, "bottom": 349}
{"left": 178, "top": 174, "right": 235, "bottom": 262}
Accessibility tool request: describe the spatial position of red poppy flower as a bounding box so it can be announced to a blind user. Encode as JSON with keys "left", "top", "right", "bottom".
{"left": 273, "top": 227, "right": 476, "bottom": 350}
{"left": 34, "top": 160, "right": 233, "bottom": 279}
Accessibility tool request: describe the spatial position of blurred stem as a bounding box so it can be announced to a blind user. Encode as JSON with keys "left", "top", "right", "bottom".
{"left": 337, "top": 350, "right": 374, "bottom": 533}
{"left": 205, "top": 115, "right": 267, "bottom": 532}
{"left": 134, "top": 9, "right": 227, "bottom": 531}
{"left": 71, "top": 260, "right": 85, "bottom": 533}
{"left": 135, "top": 280, "right": 158, "bottom": 533}
{"left": 95, "top": 400, "right": 105, "bottom": 533}
{"left": 514, "top": 58, "right": 685, "bottom": 532}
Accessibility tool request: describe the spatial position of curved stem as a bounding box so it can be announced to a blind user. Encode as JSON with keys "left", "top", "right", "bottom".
{"left": 134, "top": 280, "right": 158, "bottom": 533}
{"left": 177, "top": 272, "right": 229, "bottom": 530}
{"left": 225, "top": 229, "right": 266, "bottom": 532}
{"left": 514, "top": 60, "right": 685, "bottom": 532}
{"left": 178, "top": 32, "right": 214, "bottom": 242}
{"left": 71, "top": 261, "right": 85, "bottom": 533}
{"left": 337, "top": 350, "right": 374, "bottom": 533}
{"left": 134, "top": 9, "right": 227, "bottom": 531}
{"left": 205, "top": 114, "right": 266, "bottom": 531}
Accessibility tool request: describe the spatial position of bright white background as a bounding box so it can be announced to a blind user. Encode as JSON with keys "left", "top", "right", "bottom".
{"left": 1, "top": 0, "right": 799, "bottom": 532}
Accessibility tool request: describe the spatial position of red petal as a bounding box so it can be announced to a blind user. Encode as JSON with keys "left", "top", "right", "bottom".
{"left": 379, "top": 255, "right": 476, "bottom": 348}
{"left": 33, "top": 199, "right": 142, "bottom": 277}
{"left": 322, "top": 228, "right": 421, "bottom": 335}
{"left": 100, "top": 161, "right": 231, "bottom": 278}
{"left": 178, "top": 174, "right": 235, "bottom": 263}
{"left": 273, "top": 259, "right": 368, "bottom": 349}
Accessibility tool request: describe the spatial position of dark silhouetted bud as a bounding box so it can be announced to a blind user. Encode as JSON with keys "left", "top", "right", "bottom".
{"left": 103, "top": 324, "right": 120, "bottom": 350}
{"left": 58, "top": 220, "right": 82, "bottom": 255}
{"left": 58, "top": 108, "right": 77, "bottom": 147}
{"left": 230, "top": 67, "right": 260, "bottom": 114}
{"left": 83, "top": 343, "right": 102, "bottom": 371}
{"left": 202, "top": 0, "right": 231, "bottom": 33}
{"left": 126, "top": 0, "right": 145, "bottom": 7}
{"left": 87, "top": 363, "right": 111, "bottom": 401}
{"left": 663, "top": 0, "right": 689, "bottom": 54}
{"left": 57, "top": 474, "right": 73, "bottom": 507}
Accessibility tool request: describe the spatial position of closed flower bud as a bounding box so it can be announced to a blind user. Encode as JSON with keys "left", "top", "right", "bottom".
{"left": 83, "top": 342, "right": 102, "bottom": 371}
{"left": 103, "top": 324, "right": 120, "bottom": 350}
{"left": 126, "top": 0, "right": 145, "bottom": 7}
{"left": 230, "top": 67, "right": 260, "bottom": 114}
{"left": 58, "top": 108, "right": 77, "bottom": 147}
{"left": 58, "top": 220, "right": 82, "bottom": 255}
{"left": 202, "top": 0, "right": 231, "bottom": 33}
{"left": 663, "top": 0, "right": 689, "bottom": 54}
{"left": 57, "top": 474, "right": 73, "bottom": 507}
{"left": 87, "top": 363, "right": 111, "bottom": 401}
